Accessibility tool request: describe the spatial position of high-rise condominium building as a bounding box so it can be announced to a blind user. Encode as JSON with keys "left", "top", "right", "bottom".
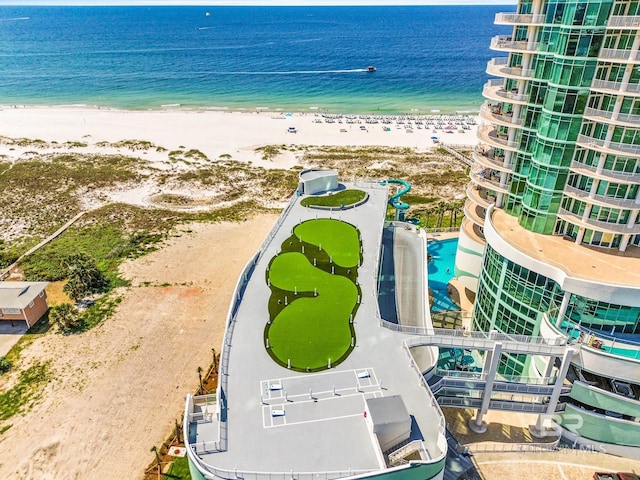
{"left": 455, "top": 0, "right": 640, "bottom": 456}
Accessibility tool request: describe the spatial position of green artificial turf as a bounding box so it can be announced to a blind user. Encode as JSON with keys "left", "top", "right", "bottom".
{"left": 300, "top": 189, "right": 366, "bottom": 208}
{"left": 267, "top": 252, "right": 356, "bottom": 369}
{"left": 265, "top": 218, "right": 361, "bottom": 371}
{"left": 293, "top": 218, "right": 360, "bottom": 268}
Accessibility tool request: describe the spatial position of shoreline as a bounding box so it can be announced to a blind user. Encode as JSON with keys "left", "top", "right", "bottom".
{"left": 0, "top": 102, "right": 481, "bottom": 116}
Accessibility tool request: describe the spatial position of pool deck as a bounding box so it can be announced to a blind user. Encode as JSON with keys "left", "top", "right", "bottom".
{"left": 189, "top": 181, "right": 446, "bottom": 477}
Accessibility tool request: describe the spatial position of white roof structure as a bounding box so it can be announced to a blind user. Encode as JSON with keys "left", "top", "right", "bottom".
{"left": 0, "top": 282, "right": 48, "bottom": 310}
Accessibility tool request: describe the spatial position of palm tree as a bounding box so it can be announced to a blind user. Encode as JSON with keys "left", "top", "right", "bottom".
{"left": 435, "top": 201, "right": 447, "bottom": 228}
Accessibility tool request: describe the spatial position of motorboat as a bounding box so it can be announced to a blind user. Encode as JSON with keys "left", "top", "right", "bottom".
{"left": 366, "top": 66, "right": 376, "bottom": 72}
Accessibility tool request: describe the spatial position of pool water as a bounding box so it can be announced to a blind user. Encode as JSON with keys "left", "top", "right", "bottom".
{"left": 428, "top": 238, "right": 460, "bottom": 312}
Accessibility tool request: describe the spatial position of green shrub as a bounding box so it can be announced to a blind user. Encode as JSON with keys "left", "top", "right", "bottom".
{"left": 0, "top": 357, "right": 12, "bottom": 374}
{"left": 49, "top": 303, "right": 84, "bottom": 333}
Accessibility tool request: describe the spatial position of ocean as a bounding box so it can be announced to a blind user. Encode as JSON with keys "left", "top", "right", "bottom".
{"left": 0, "top": 6, "right": 510, "bottom": 114}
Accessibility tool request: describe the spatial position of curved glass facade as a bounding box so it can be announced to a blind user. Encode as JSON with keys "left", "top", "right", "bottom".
{"left": 463, "top": 0, "right": 640, "bottom": 452}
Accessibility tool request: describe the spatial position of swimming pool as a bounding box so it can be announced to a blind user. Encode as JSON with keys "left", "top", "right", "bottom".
{"left": 428, "top": 238, "right": 460, "bottom": 312}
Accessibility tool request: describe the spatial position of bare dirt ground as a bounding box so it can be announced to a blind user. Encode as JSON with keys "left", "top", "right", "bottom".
{"left": 0, "top": 215, "right": 278, "bottom": 480}
{"left": 474, "top": 450, "right": 640, "bottom": 479}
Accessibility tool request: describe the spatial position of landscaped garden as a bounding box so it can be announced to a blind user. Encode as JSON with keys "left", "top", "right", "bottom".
{"left": 265, "top": 218, "right": 362, "bottom": 371}
{"left": 300, "top": 189, "right": 366, "bottom": 209}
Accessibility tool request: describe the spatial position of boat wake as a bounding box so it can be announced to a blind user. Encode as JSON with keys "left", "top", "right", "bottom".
{"left": 0, "top": 17, "right": 30, "bottom": 22}
{"left": 209, "top": 69, "right": 369, "bottom": 75}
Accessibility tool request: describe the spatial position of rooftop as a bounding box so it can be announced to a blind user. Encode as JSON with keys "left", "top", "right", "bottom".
{"left": 0, "top": 281, "right": 48, "bottom": 310}
{"left": 492, "top": 208, "right": 640, "bottom": 287}
{"left": 187, "top": 180, "right": 446, "bottom": 479}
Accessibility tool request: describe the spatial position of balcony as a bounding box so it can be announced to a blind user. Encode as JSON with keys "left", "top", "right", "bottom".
{"left": 556, "top": 207, "right": 640, "bottom": 234}
{"left": 482, "top": 79, "right": 529, "bottom": 104}
{"left": 598, "top": 48, "right": 640, "bottom": 64}
{"left": 463, "top": 199, "right": 486, "bottom": 227}
{"left": 479, "top": 103, "right": 523, "bottom": 128}
{"left": 494, "top": 13, "right": 545, "bottom": 25}
{"left": 569, "top": 159, "right": 640, "bottom": 184}
{"left": 576, "top": 134, "right": 640, "bottom": 158}
{"left": 608, "top": 15, "right": 640, "bottom": 29}
{"left": 470, "top": 169, "right": 509, "bottom": 194}
{"left": 472, "top": 146, "right": 513, "bottom": 172}
{"left": 590, "top": 79, "right": 640, "bottom": 96}
{"left": 583, "top": 106, "right": 640, "bottom": 127}
{"left": 563, "top": 184, "right": 640, "bottom": 210}
{"left": 487, "top": 58, "right": 534, "bottom": 80}
{"left": 461, "top": 216, "right": 486, "bottom": 245}
{"left": 477, "top": 124, "right": 519, "bottom": 151}
{"left": 490, "top": 35, "right": 540, "bottom": 53}
{"left": 466, "top": 182, "right": 497, "bottom": 210}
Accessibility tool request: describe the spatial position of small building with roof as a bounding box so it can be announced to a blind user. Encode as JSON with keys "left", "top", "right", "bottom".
{"left": 0, "top": 281, "right": 49, "bottom": 327}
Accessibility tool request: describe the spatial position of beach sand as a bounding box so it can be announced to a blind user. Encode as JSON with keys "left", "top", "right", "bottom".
{"left": 0, "top": 106, "right": 478, "bottom": 170}
{"left": 0, "top": 217, "right": 278, "bottom": 480}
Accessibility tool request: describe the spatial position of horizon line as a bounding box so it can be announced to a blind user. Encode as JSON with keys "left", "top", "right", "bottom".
{"left": 0, "top": 1, "right": 517, "bottom": 5}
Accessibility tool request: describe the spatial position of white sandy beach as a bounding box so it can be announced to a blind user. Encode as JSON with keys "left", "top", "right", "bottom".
{"left": 0, "top": 106, "right": 478, "bottom": 169}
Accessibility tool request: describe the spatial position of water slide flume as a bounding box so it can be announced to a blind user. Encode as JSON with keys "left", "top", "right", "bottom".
{"left": 387, "top": 178, "right": 412, "bottom": 222}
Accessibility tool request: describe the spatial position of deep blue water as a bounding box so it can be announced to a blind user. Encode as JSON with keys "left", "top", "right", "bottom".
{"left": 0, "top": 6, "right": 510, "bottom": 113}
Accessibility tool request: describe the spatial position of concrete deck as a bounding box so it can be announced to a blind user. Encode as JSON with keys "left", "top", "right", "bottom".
{"left": 191, "top": 181, "right": 445, "bottom": 476}
{"left": 493, "top": 209, "right": 640, "bottom": 286}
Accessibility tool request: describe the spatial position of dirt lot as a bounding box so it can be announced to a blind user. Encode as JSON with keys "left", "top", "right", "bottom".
{"left": 0, "top": 215, "right": 278, "bottom": 479}
{"left": 474, "top": 450, "right": 640, "bottom": 480}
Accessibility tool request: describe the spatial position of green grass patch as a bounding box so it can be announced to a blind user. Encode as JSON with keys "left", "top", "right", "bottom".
{"left": 265, "top": 219, "right": 361, "bottom": 371}
{"left": 165, "top": 456, "right": 191, "bottom": 479}
{"left": 78, "top": 294, "right": 123, "bottom": 331}
{"left": 0, "top": 362, "right": 50, "bottom": 423}
{"left": 300, "top": 189, "right": 366, "bottom": 208}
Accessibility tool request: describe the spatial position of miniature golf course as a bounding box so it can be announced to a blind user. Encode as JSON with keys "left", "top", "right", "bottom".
{"left": 265, "top": 218, "right": 362, "bottom": 372}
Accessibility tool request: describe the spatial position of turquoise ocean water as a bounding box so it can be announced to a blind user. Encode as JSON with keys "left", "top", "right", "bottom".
{"left": 0, "top": 6, "right": 510, "bottom": 113}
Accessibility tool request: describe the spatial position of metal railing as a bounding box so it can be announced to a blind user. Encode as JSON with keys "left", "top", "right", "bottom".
{"left": 473, "top": 146, "right": 512, "bottom": 172}
{"left": 560, "top": 322, "right": 640, "bottom": 360}
{"left": 608, "top": 15, "right": 640, "bottom": 28}
{"left": 438, "top": 143, "right": 474, "bottom": 168}
{"left": 483, "top": 79, "right": 529, "bottom": 103}
{"left": 402, "top": 340, "right": 448, "bottom": 441}
{"left": 464, "top": 439, "right": 560, "bottom": 454}
{"left": 591, "top": 79, "right": 640, "bottom": 94}
{"left": 495, "top": 13, "right": 545, "bottom": 25}
{"left": 583, "top": 106, "right": 640, "bottom": 124}
{"left": 425, "top": 226, "right": 461, "bottom": 234}
{"left": 562, "top": 184, "right": 640, "bottom": 209}
{"left": 388, "top": 325, "right": 568, "bottom": 356}
{"left": 569, "top": 159, "right": 640, "bottom": 183}
{"left": 477, "top": 125, "right": 519, "bottom": 150}
{"left": 388, "top": 441, "right": 430, "bottom": 466}
{"left": 490, "top": 36, "right": 540, "bottom": 52}
{"left": 487, "top": 58, "right": 534, "bottom": 79}
{"left": 470, "top": 170, "right": 509, "bottom": 194}
{"left": 576, "top": 134, "right": 640, "bottom": 156}
{"left": 485, "top": 205, "right": 638, "bottom": 282}
{"left": 557, "top": 207, "right": 640, "bottom": 234}
{"left": 480, "top": 103, "right": 523, "bottom": 126}
{"left": 598, "top": 48, "right": 640, "bottom": 62}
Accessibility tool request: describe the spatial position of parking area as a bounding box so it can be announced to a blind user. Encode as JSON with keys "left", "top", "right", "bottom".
{"left": 0, "top": 321, "right": 28, "bottom": 357}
